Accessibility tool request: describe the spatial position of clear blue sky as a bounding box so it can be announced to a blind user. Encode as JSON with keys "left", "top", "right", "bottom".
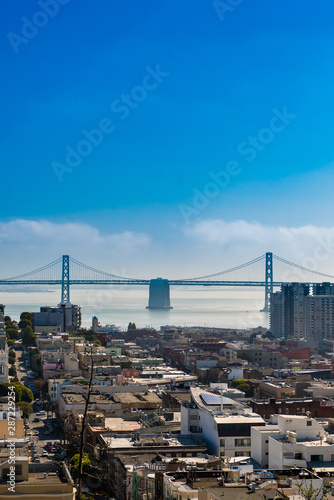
{"left": 1, "top": 0, "right": 334, "bottom": 277}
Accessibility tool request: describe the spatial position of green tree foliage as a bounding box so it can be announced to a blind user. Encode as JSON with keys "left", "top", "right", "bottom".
{"left": 22, "top": 325, "right": 37, "bottom": 347}
{"left": 231, "top": 378, "right": 247, "bottom": 388}
{"left": 0, "top": 383, "right": 22, "bottom": 402}
{"left": 6, "top": 327, "right": 20, "bottom": 340}
{"left": 70, "top": 453, "right": 91, "bottom": 478}
{"left": 119, "top": 361, "right": 133, "bottom": 369}
{"left": 237, "top": 351, "right": 254, "bottom": 363}
{"left": 9, "top": 366, "right": 17, "bottom": 377}
{"left": 17, "top": 401, "right": 33, "bottom": 419}
{"left": 7, "top": 339, "right": 14, "bottom": 348}
{"left": 30, "top": 350, "right": 42, "bottom": 373}
{"left": 231, "top": 378, "right": 253, "bottom": 397}
{"left": 20, "top": 312, "right": 33, "bottom": 322}
{"left": 128, "top": 322, "right": 137, "bottom": 330}
{"left": 8, "top": 350, "right": 16, "bottom": 364}
{"left": 19, "top": 319, "right": 32, "bottom": 330}
{"left": 20, "top": 385, "right": 34, "bottom": 403}
{"left": 248, "top": 332, "right": 258, "bottom": 344}
{"left": 262, "top": 330, "right": 275, "bottom": 340}
{"left": 237, "top": 382, "right": 252, "bottom": 397}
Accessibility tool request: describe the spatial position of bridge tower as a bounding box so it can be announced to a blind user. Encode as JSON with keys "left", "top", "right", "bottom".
{"left": 147, "top": 278, "right": 173, "bottom": 309}
{"left": 261, "top": 252, "right": 273, "bottom": 312}
{"left": 61, "top": 255, "right": 70, "bottom": 305}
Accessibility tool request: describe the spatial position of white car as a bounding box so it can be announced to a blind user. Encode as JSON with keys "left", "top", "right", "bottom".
{"left": 42, "top": 451, "right": 48, "bottom": 456}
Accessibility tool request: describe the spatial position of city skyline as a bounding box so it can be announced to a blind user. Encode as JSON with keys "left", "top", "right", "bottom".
{"left": 2, "top": 1, "right": 334, "bottom": 277}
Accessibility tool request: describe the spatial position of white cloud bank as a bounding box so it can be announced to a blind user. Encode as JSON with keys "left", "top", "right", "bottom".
{"left": 183, "top": 218, "right": 334, "bottom": 277}
{"left": 0, "top": 219, "right": 149, "bottom": 248}
{"left": 0, "top": 219, "right": 150, "bottom": 276}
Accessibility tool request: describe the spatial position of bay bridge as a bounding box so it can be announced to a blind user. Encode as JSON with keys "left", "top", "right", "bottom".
{"left": 1, "top": 252, "right": 334, "bottom": 311}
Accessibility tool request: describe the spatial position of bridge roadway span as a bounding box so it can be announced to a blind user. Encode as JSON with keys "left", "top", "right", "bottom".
{"left": 0, "top": 279, "right": 286, "bottom": 286}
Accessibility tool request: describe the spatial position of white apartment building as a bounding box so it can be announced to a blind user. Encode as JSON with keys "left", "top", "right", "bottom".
{"left": 181, "top": 387, "right": 265, "bottom": 458}
{"left": 251, "top": 414, "right": 334, "bottom": 470}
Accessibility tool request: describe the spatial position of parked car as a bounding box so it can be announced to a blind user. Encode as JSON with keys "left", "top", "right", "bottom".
{"left": 33, "top": 418, "right": 40, "bottom": 422}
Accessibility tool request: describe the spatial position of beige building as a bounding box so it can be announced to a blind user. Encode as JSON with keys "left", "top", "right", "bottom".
{"left": 258, "top": 381, "right": 295, "bottom": 399}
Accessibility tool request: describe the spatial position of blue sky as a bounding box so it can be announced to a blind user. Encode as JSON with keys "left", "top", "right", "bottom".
{"left": 1, "top": 0, "right": 334, "bottom": 277}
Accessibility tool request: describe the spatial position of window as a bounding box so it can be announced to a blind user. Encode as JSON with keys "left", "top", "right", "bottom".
{"left": 295, "top": 453, "right": 302, "bottom": 460}
{"left": 235, "top": 438, "right": 251, "bottom": 447}
{"left": 220, "top": 439, "right": 225, "bottom": 447}
{"left": 310, "top": 455, "right": 323, "bottom": 462}
{"left": 307, "top": 420, "right": 312, "bottom": 426}
{"left": 235, "top": 451, "right": 250, "bottom": 457}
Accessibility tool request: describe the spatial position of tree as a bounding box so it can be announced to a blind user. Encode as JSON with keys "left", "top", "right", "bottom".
{"left": 6, "top": 328, "right": 19, "bottom": 340}
{"left": 77, "top": 347, "right": 96, "bottom": 499}
{"left": 70, "top": 453, "right": 91, "bottom": 478}
{"left": 262, "top": 331, "right": 275, "bottom": 340}
{"left": 34, "top": 378, "right": 47, "bottom": 394}
{"left": 128, "top": 322, "right": 137, "bottom": 330}
{"left": 30, "top": 351, "right": 42, "bottom": 373}
{"left": 278, "top": 474, "right": 330, "bottom": 500}
{"left": 22, "top": 326, "right": 37, "bottom": 347}
{"left": 20, "top": 386, "right": 33, "bottom": 403}
{"left": 9, "top": 366, "right": 16, "bottom": 377}
{"left": 18, "top": 319, "right": 32, "bottom": 330}
{"left": 237, "top": 382, "right": 252, "bottom": 397}
{"left": 7, "top": 339, "right": 14, "bottom": 348}
{"left": 231, "top": 378, "right": 253, "bottom": 397}
{"left": 20, "top": 312, "right": 32, "bottom": 322}
{"left": 231, "top": 378, "right": 247, "bottom": 388}
{"left": 248, "top": 332, "right": 258, "bottom": 344}
{"left": 8, "top": 350, "right": 16, "bottom": 364}
{"left": 0, "top": 383, "right": 22, "bottom": 402}
{"left": 17, "top": 401, "right": 33, "bottom": 419}
{"left": 237, "top": 351, "right": 254, "bottom": 363}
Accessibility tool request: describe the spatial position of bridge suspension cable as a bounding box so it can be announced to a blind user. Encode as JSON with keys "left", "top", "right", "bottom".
{"left": 1, "top": 257, "right": 63, "bottom": 281}
{"left": 273, "top": 254, "right": 334, "bottom": 280}
{"left": 69, "top": 256, "right": 143, "bottom": 282}
{"left": 181, "top": 254, "right": 266, "bottom": 281}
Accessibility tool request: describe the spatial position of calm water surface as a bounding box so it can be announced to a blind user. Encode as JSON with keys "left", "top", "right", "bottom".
{"left": 0, "top": 287, "right": 269, "bottom": 331}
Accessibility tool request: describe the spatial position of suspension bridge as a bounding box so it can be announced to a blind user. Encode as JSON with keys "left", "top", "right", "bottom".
{"left": 1, "top": 252, "right": 334, "bottom": 311}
